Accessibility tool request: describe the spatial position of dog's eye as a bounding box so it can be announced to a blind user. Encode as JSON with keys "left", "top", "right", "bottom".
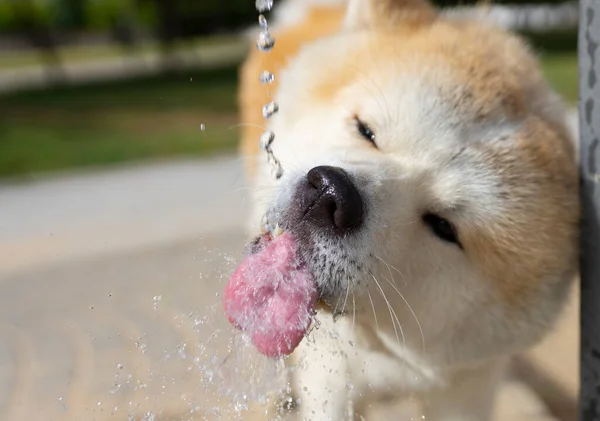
{"left": 422, "top": 213, "right": 460, "bottom": 246}
{"left": 355, "top": 117, "right": 376, "bottom": 146}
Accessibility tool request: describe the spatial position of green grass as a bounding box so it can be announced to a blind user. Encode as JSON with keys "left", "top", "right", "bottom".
{"left": 1, "top": 65, "right": 239, "bottom": 111}
{"left": 0, "top": 66, "right": 240, "bottom": 178}
{"left": 0, "top": 123, "right": 237, "bottom": 177}
{"left": 0, "top": 50, "right": 578, "bottom": 179}
{"left": 540, "top": 52, "right": 578, "bottom": 104}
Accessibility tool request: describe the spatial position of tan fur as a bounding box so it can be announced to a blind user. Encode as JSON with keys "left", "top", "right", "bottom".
{"left": 466, "top": 116, "right": 578, "bottom": 306}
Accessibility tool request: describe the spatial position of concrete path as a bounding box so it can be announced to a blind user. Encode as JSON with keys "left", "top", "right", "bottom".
{"left": 0, "top": 156, "right": 259, "bottom": 420}
{"left": 0, "top": 156, "right": 250, "bottom": 278}
{"left": 0, "top": 105, "right": 579, "bottom": 420}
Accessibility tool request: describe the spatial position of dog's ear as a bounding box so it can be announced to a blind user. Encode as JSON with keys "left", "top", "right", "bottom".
{"left": 343, "top": 0, "right": 436, "bottom": 30}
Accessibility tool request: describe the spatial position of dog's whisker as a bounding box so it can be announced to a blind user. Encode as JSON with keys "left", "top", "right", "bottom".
{"left": 332, "top": 285, "right": 346, "bottom": 316}
{"left": 228, "top": 123, "right": 268, "bottom": 131}
{"left": 366, "top": 290, "right": 379, "bottom": 333}
{"left": 375, "top": 255, "right": 408, "bottom": 287}
{"left": 352, "top": 291, "right": 357, "bottom": 334}
{"left": 379, "top": 272, "right": 426, "bottom": 355}
{"left": 370, "top": 273, "right": 407, "bottom": 363}
{"left": 375, "top": 255, "right": 425, "bottom": 353}
{"left": 375, "top": 254, "right": 426, "bottom": 353}
{"left": 342, "top": 277, "right": 351, "bottom": 316}
{"left": 227, "top": 184, "right": 278, "bottom": 195}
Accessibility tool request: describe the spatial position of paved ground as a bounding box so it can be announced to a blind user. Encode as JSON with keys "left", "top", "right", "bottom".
{"left": 0, "top": 156, "right": 250, "bottom": 278}
{"left": 0, "top": 156, "right": 260, "bottom": 420}
{"left": 0, "top": 107, "right": 580, "bottom": 420}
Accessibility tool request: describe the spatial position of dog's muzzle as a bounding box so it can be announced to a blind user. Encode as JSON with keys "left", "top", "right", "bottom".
{"left": 293, "top": 165, "right": 365, "bottom": 235}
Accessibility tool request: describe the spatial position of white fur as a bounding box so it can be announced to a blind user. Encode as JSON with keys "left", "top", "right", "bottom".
{"left": 245, "top": 1, "right": 576, "bottom": 420}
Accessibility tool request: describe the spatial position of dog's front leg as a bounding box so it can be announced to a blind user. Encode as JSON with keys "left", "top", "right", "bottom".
{"left": 293, "top": 345, "right": 351, "bottom": 420}
{"left": 291, "top": 325, "right": 353, "bottom": 420}
{"left": 420, "top": 359, "right": 507, "bottom": 421}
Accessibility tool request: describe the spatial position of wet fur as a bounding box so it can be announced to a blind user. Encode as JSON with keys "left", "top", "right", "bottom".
{"left": 238, "top": 0, "right": 579, "bottom": 419}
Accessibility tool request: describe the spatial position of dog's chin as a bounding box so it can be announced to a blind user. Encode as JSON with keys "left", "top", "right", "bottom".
{"left": 297, "top": 229, "right": 370, "bottom": 313}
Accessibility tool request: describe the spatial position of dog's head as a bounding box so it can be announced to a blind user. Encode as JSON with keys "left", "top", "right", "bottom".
{"left": 248, "top": 0, "right": 578, "bottom": 366}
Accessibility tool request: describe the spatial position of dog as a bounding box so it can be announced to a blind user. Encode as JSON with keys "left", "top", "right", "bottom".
{"left": 235, "top": 0, "right": 579, "bottom": 419}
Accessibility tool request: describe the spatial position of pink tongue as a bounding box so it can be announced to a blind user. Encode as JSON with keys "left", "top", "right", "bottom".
{"left": 223, "top": 232, "right": 317, "bottom": 357}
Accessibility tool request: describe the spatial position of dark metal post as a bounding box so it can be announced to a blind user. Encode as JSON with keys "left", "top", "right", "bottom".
{"left": 580, "top": 1, "right": 600, "bottom": 420}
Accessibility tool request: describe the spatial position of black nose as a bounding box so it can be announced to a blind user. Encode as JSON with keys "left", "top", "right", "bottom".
{"left": 299, "top": 166, "right": 365, "bottom": 233}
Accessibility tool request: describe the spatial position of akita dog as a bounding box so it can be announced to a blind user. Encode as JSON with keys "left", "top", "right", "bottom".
{"left": 225, "top": 0, "right": 579, "bottom": 419}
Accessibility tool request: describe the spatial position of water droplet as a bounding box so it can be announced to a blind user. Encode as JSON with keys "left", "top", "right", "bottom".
{"left": 190, "top": 77, "right": 193, "bottom": 82}
{"left": 259, "top": 70, "right": 275, "bottom": 85}
{"left": 200, "top": 123, "right": 206, "bottom": 131}
{"left": 109, "top": 383, "right": 121, "bottom": 394}
{"left": 108, "top": 292, "right": 112, "bottom": 298}
{"left": 262, "top": 101, "right": 279, "bottom": 119}
{"left": 97, "top": 401, "right": 102, "bottom": 406}
{"left": 259, "top": 131, "right": 275, "bottom": 150}
{"left": 89, "top": 305, "right": 94, "bottom": 310}
{"left": 58, "top": 396, "right": 63, "bottom": 401}
{"left": 256, "top": 31, "right": 275, "bottom": 52}
{"left": 272, "top": 162, "right": 284, "bottom": 179}
{"left": 258, "top": 14, "right": 268, "bottom": 30}
{"left": 117, "top": 363, "right": 123, "bottom": 369}
{"left": 255, "top": 0, "right": 273, "bottom": 12}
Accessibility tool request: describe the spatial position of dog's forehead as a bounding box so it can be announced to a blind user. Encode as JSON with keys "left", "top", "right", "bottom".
{"left": 281, "top": 26, "right": 529, "bottom": 152}
{"left": 282, "top": 52, "right": 517, "bottom": 204}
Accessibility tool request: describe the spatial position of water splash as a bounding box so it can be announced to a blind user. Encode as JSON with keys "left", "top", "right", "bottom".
{"left": 153, "top": 295, "right": 162, "bottom": 311}
{"left": 262, "top": 102, "right": 279, "bottom": 119}
{"left": 269, "top": 157, "right": 284, "bottom": 179}
{"left": 256, "top": 31, "right": 276, "bottom": 52}
{"left": 255, "top": 0, "right": 274, "bottom": 13}
{"left": 119, "top": 1, "right": 303, "bottom": 419}
{"left": 258, "top": 14, "right": 269, "bottom": 30}
{"left": 260, "top": 131, "right": 275, "bottom": 151}
{"left": 109, "top": 383, "right": 122, "bottom": 394}
{"left": 253, "top": 2, "right": 283, "bottom": 181}
{"left": 110, "top": 246, "right": 298, "bottom": 421}
{"left": 259, "top": 71, "right": 275, "bottom": 85}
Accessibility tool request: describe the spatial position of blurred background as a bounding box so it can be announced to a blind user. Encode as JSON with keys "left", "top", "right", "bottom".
{"left": 0, "top": 0, "right": 579, "bottom": 178}
{"left": 0, "top": 1, "right": 580, "bottom": 420}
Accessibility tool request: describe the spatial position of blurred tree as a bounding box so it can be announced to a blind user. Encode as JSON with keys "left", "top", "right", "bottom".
{"left": 57, "top": 0, "right": 84, "bottom": 29}
{"left": 84, "top": 0, "right": 130, "bottom": 30}
{"left": 151, "top": 0, "right": 182, "bottom": 73}
{"left": 0, "top": 0, "right": 578, "bottom": 34}
{"left": 9, "top": 0, "right": 65, "bottom": 84}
